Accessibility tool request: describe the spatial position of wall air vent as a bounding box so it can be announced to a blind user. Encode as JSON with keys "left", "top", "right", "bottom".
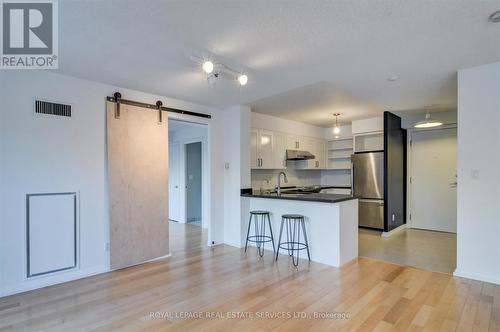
{"left": 34, "top": 100, "right": 72, "bottom": 118}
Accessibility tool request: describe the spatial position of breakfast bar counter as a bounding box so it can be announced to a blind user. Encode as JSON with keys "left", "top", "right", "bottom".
{"left": 241, "top": 192, "right": 359, "bottom": 267}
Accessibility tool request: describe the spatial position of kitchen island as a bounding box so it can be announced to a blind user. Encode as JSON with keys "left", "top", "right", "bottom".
{"left": 241, "top": 192, "right": 358, "bottom": 267}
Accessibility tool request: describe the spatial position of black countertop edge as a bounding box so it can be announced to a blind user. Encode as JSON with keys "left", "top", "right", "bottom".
{"left": 240, "top": 193, "right": 358, "bottom": 204}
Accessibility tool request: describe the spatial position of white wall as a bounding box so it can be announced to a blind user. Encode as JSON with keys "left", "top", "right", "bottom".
{"left": 0, "top": 71, "right": 226, "bottom": 296}
{"left": 223, "top": 105, "right": 251, "bottom": 248}
{"left": 251, "top": 169, "right": 322, "bottom": 192}
{"left": 251, "top": 112, "right": 325, "bottom": 138}
{"left": 455, "top": 61, "right": 500, "bottom": 284}
{"left": 323, "top": 124, "right": 352, "bottom": 140}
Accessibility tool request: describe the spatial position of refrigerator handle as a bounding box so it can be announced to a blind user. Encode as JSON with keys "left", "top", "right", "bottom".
{"left": 350, "top": 160, "right": 354, "bottom": 195}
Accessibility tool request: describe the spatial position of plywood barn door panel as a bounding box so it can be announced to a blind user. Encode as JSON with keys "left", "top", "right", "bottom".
{"left": 106, "top": 102, "right": 169, "bottom": 270}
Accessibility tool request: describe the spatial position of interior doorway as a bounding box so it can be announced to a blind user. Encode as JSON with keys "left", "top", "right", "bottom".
{"left": 168, "top": 119, "right": 208, "bottom": 253}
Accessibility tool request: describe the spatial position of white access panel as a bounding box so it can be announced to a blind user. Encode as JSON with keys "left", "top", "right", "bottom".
{"left": 27, "top": 193, "right": 77, "bottom": 277}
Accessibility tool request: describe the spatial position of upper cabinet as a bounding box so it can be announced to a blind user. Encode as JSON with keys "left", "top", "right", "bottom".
{"left": 351, "top": 116, "right": 384, "bottom": 153}
{"left": 251, "top": 128, "right": 285, "bottom": 170}
{"left": 251, "top": 128, "right": 329, "bottom": 170}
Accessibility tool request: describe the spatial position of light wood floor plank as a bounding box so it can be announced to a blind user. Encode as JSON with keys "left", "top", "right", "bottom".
{"left": 1, "top": 223, "right": 499, "bottom": 332}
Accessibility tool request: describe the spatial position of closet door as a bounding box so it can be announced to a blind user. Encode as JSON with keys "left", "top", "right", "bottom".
{"left": 106, "top": 102, "right": 169, "bottom": 270}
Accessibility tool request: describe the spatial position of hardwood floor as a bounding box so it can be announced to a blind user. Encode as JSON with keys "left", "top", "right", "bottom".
{"left": 1, "top": 223, "right": 499, "bottom": 331}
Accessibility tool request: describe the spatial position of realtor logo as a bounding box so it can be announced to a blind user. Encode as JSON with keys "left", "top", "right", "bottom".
{"left": 1, "top": 0, "right": 58, "bottom": 69}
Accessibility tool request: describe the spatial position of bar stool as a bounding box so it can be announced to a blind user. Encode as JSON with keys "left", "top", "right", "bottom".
{"left": 244, "top": 211, "right": 275, "bottom": 257}
{"left": 276, "top": 214, "right": 311, "bottom": 267}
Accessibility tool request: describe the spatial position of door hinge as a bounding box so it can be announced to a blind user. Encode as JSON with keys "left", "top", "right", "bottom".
{"left": 409, "top": 213, "right": 412, "bottom": 220}
{"left": 410, "top": 177, "right": 412, "bottom": 183}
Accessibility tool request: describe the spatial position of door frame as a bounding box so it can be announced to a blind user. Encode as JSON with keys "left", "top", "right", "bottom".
{"left": 406, "top": 124, "right": 457, "bottom": 230}
{"left": 182, "top": 138, "right": 206, "bottom": 228}
{"left": 168, "top": 118, "right": 210, "bottom": 232}
{"left": 168, "top": 142, "right": 182, "bottom": 222}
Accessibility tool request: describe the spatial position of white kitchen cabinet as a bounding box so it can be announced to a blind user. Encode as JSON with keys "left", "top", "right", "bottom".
{"left": 273, "top": 131, "right": 287, "bottom": 169}
{"left": 250, "top": 128, "right": 258, "bottom": 168}
{"left": 295, "top": 137, "right": 327, "bottom": 170}
{"left": 314, "top": 139, "right": 326, "bottom": 168}
{"left": 258, "top": 129, "right": 274, "bottom": 168}
{"left": 286, "top": 135, "right": 301, "bottom": 150}
{"left": 251, "top": 128, "right": 286, "bottom": 169}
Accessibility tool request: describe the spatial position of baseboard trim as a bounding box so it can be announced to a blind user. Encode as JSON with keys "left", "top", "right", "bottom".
{"left": 453, "top": 269, "right": 500, "bottom": 285}
{"left": 1, "top": 265, "right": 107, "bottom": 298}
{"left": 381, "top": 224, "right": 407, "bottom": 238}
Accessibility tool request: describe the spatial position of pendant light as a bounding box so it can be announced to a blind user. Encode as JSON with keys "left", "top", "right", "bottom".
{"left": 333, "top": 113, "right": 341, "bottom": 135}
{"left": 414, "top": 113, "right": 443, "bottom": 128}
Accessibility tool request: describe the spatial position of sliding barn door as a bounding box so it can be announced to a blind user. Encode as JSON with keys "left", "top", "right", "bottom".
{"left": 106, "top": 102, "right": 169, "bottom": 270}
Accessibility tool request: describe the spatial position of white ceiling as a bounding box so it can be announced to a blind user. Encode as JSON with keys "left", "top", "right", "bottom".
{"left": 58, "top": 0, "right": 500, "bottom": 126}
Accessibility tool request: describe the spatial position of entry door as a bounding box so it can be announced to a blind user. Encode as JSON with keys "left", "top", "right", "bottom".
{"left": 186, "top": 142, "right": 202, "bottom": 223}
{"left": 169, "top": 142, "right": 181, "bottom": 221}
{"left": 410, "top": 128, "right": 457, "bottom": 233}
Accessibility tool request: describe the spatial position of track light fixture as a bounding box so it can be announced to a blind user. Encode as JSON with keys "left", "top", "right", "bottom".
{"left": 192, "top": 55, "right": 249, "bottom": 87}
{"left": 238, "top": 74, "right": 248, "bottom": 86}
{"left": 202, "top": 61, "right": 214, "bottom": 74}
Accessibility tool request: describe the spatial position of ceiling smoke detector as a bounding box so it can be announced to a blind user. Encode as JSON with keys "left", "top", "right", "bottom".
{"left": 387, "top": 75, "right": 400, "bottom": 82}
{"left": 489, "top": 10, "right": 500, "bottom": 22}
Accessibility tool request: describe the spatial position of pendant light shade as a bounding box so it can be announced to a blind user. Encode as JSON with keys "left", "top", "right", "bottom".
{"left": 333, "top": 113, "right": 341, "bottom": 135}
{"left": 414, "top": 113, "right": 443, "bottom": 128}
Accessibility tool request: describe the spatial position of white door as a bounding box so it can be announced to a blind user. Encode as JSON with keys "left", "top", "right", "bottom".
{"left": 169, "top": 142, "right": 182, "bottom": 221}
{"left": 410, "top": 128, "right": 457, "bottom": 233}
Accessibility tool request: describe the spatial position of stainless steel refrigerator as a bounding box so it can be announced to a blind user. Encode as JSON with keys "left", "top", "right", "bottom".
{"left": 351, "top": 152, "right": 384, "bottom": 229}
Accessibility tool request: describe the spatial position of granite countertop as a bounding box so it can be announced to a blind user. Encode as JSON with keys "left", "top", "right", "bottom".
{"left": 241, "top": 192, "right": 357, "bottom": 203}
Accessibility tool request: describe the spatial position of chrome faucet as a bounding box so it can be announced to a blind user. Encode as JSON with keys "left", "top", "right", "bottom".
{"left": 276, "top": 172, "right": 288, "bottom": 196}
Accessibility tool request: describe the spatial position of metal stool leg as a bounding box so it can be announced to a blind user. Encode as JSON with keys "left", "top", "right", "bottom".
{"left": 301, "top": 219, "right": 311, "bottom": 261}
{"left": 286, "top": 218, "right": 293, "bottom": 256}
{"left": 257, "top": 214, "right": 265, "bottom": 257}
{"left": 275, "top": 219, "right": 284, "bottom": 261}
{"left": 267, "top": 214, "right": 276, "bottom": 253}
{"left": 244, "top": 214, "right": 252, "bottom": 252}
{"left": 291, "top": 218, "right": 299, "bottom": 267}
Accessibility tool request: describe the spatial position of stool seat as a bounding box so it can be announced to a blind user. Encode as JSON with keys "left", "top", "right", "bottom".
{"left": 250, "top": 210, "right": 270, "bottom": 215}
{"left": 282, "top": 214, "right": 304, "bottom": 219}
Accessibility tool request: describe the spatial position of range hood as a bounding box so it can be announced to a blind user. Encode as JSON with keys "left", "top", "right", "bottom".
{"left": 286, "top": 149, "right": 315, "bottom": 161}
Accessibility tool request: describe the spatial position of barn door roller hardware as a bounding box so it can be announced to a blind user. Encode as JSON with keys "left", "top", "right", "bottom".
{"left": 156, "top": 100, "right": 163, "bottom": 123}
{"left": 106, "top": 92, "right": 211, "bottom": 119}
{"left": 114, "top": 92, "right": 122, "bottom": 119}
